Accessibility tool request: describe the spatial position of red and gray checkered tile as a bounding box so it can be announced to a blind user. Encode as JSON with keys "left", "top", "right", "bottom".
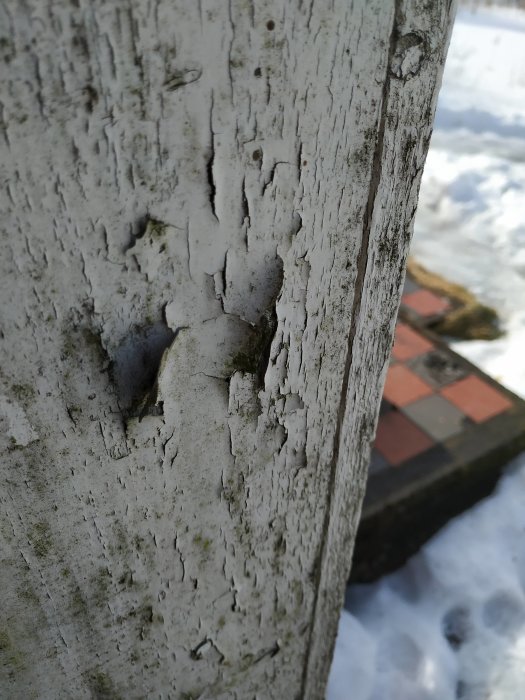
{"left": 352, "top": 272, "right": 525, "bottom": 582}
{"left": 372, "top": 321, "right": 514, "bottom": 472}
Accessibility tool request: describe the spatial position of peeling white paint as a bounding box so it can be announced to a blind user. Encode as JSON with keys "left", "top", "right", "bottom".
{"left": 0, "top": 0, "right": 455, "bottom": 697}
{"left": 0, "top": 396, "right": 39, "bottom": 447}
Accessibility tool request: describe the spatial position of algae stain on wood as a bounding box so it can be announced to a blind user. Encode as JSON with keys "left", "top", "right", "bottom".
{"left": 0, "top": 0, "right": 456, "bottom": 697}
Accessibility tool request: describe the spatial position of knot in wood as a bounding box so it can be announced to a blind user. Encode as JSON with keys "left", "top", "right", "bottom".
{"left": 391, "top": 32, "right": 428, "bottom": 81}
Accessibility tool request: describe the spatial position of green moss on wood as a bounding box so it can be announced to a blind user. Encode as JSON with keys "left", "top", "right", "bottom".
{"left": 141, "top": 218, "right": 168, "bottom": 239}
{"left": 70, "top": 586, "right": 89, "bottom": 618}
{"left": 28, "top": 521, "right": 52, "bottom": 558}
{"left": 226, "top": 308, "right": 277, "bottom": 382}
{"left": 0, "top": 629, "right": 25, "bottom": 670}
{"left": 17, "top": 585, "right": 39, "bottom": 605}
{"left": 92, "top": 567, "right": 112, "bottom": 606}
{"left": 86, "top": 669, "right": 122, "bottom": 700}
{"left": 10, "top": 383, "right": 35, "bottom": 402}
{"left": 193, "top": 533, "right": 212, "bottom": 552}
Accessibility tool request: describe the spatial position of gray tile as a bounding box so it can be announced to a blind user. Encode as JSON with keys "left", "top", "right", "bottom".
{"left": 407, "top": 350, "right": 467, "bottom": 389}
{"left": 369, "top": 449, "right": 389, "bottom": 474}
{"left": 401, "top": 394, "right": 467, "bottom": 442}
{"left": 402, "top": 276, "right": 421, "bottom": 296}
{"left": 380, "top": 399, "right": 394, "bottom": 415}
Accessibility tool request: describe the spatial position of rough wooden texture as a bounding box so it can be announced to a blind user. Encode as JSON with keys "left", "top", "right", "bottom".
{"left": 0, "top": 0, "right": 455, "bottom": 697}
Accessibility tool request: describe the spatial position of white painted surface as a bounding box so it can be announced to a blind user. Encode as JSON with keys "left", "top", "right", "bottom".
{"left": 0, "top": 0, "right": 453, "bottom": 697}
{"left": 329, "top": 8, "right": 525, "bottom": 699}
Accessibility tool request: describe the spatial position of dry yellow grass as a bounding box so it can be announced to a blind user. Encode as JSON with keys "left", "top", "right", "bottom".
{"left": 406, "top": 258, "right": 503, "bottom": 340}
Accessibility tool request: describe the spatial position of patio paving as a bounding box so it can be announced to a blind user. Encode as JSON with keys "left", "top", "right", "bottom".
{"left": 351, "top": 273, "right": 525, "bottom": 583}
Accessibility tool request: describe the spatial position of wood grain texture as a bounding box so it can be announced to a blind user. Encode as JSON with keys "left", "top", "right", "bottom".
{"left": 0, "top": 0, "right": 455, "bottom": 697}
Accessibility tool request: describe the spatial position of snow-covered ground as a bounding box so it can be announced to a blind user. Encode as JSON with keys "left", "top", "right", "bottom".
{"left": 329, "top": 452, "right": 525, "bottom": 700}
{"left": 411, "top": 4, "right": 525, "bottom": 399}
{"left": 328, "top": 6, "right": 525, "bottom": 699}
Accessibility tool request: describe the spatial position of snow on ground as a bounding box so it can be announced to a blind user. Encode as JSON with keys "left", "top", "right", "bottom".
{"left": 328, "top": 452, "right": 525, "bottom": 700}
{"left": 328, "top": 7, "right": 525, "bottom": 699}
{"left": 411, "top": 5, "right": 525, "bottom": 399}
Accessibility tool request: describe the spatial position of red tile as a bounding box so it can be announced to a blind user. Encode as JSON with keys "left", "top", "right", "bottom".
{"left": 392, "top": 323, "right": 434, "bottom": 361}
{"left": 403, "top": 289, "right": 450, "bottom": 317}
{"left": 383, "top": 364, "right": 434, "bottom": 407}
{"left": 440, "top": 374, "right": 513, "bottom": 423}
{"left": 375, "top": 411, "right": 435, "bottom": 466}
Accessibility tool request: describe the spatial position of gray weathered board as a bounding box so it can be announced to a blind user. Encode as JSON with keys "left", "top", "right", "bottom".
{"left": 0, "top": 0, "right": 455, "bottom": 697}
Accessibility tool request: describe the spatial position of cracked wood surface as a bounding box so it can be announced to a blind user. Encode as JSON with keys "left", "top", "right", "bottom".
{"left": 0, "top": 0, "right": 455, "bottom": 698}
